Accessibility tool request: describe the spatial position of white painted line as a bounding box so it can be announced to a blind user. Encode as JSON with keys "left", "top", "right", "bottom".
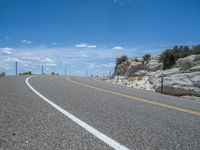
{"left": 25, "top": 76, "right": 129, "bottom": 150}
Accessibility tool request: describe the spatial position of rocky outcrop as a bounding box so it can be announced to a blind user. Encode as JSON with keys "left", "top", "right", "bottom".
{"left": 190, "top": 65, "right": 200, "bottom": 72}
{"left": 109, "top": 75, "right": 154, "bottom": 91}
{"left": 149, "top": 70, "right": 200, "bottom": 97}
{"left": 146, "top": 56, "right": 163, "bottom": 71}
{"left": 176, "top": 55, "right": 200, "bottom": 70}
{"left": 126, "top": 61, "right": 144, "bottom": 77}
{"left": 114, "top": 61, "right": 130, "bottom": 76}
{"left": 132, "top": 70, "right": 147, "bottom": 76}
{"left": 112, "top": 54, "right": 200, "bottom": 98}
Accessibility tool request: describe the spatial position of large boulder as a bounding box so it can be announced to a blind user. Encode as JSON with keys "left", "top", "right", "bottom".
{"left": 146, "top": 56, "right": 163, "bottom": 71}
{"left": 194, "top": 54, "right": 200, "bottom": 62}
{"left": 126, "top": 61, "right": 144, "bottom": 77}
{"left": 149, "top": 71, "right": 200, "bottom": 97}
{"left": 176, "top": 55, "right": 200, "bottom": 70}
{"left": 190, "top": 65, "right": 200, "bottom": 72}
{"left": 155, "top": 85, "right": 200, "bottom": 97}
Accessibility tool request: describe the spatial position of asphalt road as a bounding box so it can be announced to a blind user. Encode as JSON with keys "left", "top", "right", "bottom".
{"left": 0, "top": 75, "right": 200, "bottom": 150}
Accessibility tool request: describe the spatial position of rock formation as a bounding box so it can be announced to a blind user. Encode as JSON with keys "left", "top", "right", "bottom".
{"left": 111, "top": 54, "right": 200, "bottom": 97}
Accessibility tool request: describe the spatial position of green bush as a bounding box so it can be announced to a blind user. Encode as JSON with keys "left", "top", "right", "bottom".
{"left": 143, "top": 54, "right": 151, "bottom": 61}
{"left": 192, "top": 44, "right": 200, "bottom": 54}
{"left": 0, "top": 72, "right": 6, "bottom": 77}
{"left": 19, "top": 71, "right": 32, "bottom": 75}
{"left": 159, "top": 45, "right": 199, "bottom": 70}
{"left": 116, "top": 55, "right": 128, "bottom": 65}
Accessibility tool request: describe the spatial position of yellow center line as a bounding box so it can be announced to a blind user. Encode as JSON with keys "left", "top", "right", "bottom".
{"left": 66, "top": 77, "right": 200, "bottom": 117}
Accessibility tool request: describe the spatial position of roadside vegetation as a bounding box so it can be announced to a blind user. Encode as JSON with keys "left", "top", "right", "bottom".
{"left": 115, "top": 55, "right": 128, "bottom": 65}
{"left": 51, "top": 72, "right": 59, "bottom": 75}
{"left": 0, "top": 72, "right": 6, "bottom": 77}
{"left": 115, "top": 44, "right": 200, "bottom": 71}
{"left": 19, "top": 71, "right": 32, "bottom": 75}
{"left": 159, "top": 44, "right": 200, "bottom": 70}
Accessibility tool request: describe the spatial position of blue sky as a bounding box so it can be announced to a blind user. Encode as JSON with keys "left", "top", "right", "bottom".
{"left": 0, "top": 0, "right": 200, "bottom": 75}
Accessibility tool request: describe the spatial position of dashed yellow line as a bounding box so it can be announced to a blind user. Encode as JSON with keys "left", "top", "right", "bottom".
{"left": 67, "top": 77, "right": 200, "bottom": 116}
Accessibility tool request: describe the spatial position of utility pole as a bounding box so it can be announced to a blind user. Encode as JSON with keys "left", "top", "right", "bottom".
{"left": 65, "top": 68, "right": 66, "bottom": 76}
{"left": 41, "top": 65, "right": 44, "bottom": 75}
{"left": 187, "top": 75, "right": 191, "bottom": 100}
{"left": 86, "top": 70, "right": 88, "bottom": 77}
{"left": 15, "top": 62, "right": 18, "bottom": 75}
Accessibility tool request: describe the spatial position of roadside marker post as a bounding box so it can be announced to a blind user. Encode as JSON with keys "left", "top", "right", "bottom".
{"left": 161, "top": 73, "right": 164, "bottom": 93}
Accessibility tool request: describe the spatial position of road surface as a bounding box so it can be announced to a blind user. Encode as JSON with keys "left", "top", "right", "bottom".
{"left": 0, "top": 75, "right": 200, "bottom": 149}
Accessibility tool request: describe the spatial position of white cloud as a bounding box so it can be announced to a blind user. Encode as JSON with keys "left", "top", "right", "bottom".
{"left": 3, "top": 57, "right": 31, "bottom": 68}
{"left": 102, "top": 63, "right": 115, "bottom": 68}
{"left": 86, "top": 62, "right": 96, "bottom": 69}
{"left": 0, "top": 62, "right": 10, "bottom": 70}
{"left": 21, "top": 40, "right": 32, "bottom": 44}
{"left": 44, "top": 58, "right": 54, "bottom": 63}
{"left": 0, "top": 47, "right": 13, "bottom": 55}
{"left": 21, "top": 56, "right": 41, "bottom": 61}
{"left": 81, "top": 54, "right": 90, "bottom": 58}
{"left": 0, "top": 45, "right": 137, "bottom": 75}
{"left": 76, "top": 43, "right": 87, "bottom": 48}
{"left": 45, "top": 63, "right": 57, "bottom": 66}
{"left": 75, "top": 43, "right": 96, "bottom": 48}
{"left": 112, "top": 46, "right": 124, "bottom": 50}
{"left": 3, "top": 57, "right": 21, "bottom": 63}
{"left": 87, "top": 45, "right": 96, "bottom": 48}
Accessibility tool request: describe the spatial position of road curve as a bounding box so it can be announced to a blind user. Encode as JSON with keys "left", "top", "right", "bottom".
{"left": 1, "top": 75, "right": 200, "bottom": 149}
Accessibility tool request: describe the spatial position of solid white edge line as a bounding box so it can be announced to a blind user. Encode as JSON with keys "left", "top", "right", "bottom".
{"left": 25, "top": 76, "right": 130, "bottom": 150}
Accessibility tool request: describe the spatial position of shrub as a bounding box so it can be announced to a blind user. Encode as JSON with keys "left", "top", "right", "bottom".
{"left": 159, "top": 45, "right": 198, "bottom": 70}
{"left": 192, "top": 44, "right": 200, "bottom": 54}
{"left": 0, "top": 72, "right": 6, "bottom": 77}
{"left": 143, "top": 54, "right": 151, "bottom": 61}
{"left": 116, "top": 55, "right": 128, "bottom": 65}
{"left": 19, "top": 71, "right": 32, "bottom": 75}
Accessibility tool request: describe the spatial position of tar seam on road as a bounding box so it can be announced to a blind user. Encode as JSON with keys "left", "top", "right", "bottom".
{"left": 68, "top": 78, "right": 200, "bottom": 117}
{"left": 25, "top": 76, "right": 130, "bottom": 150}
